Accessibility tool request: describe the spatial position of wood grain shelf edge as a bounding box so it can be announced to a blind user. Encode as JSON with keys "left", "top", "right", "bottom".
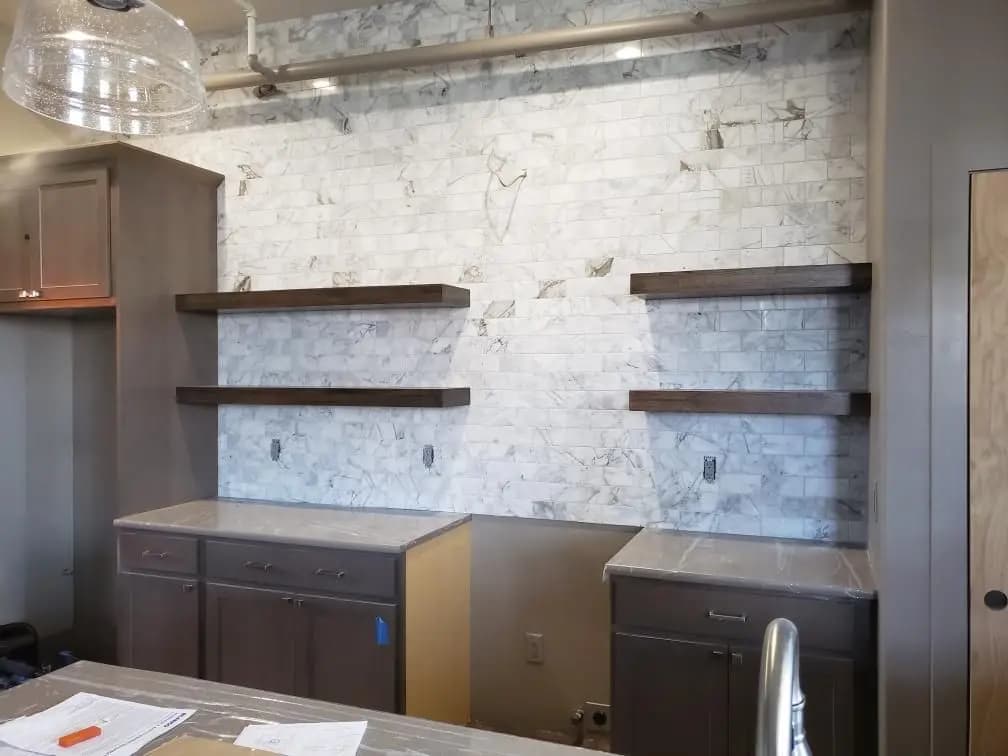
{"left": 176, "top": 386, "right": 472, "bottom": 408}
{"left": 176, "top": 284, "right": 470, "bottom": 313}
{"left": 628, "top": 390, "right": 871, "bottom": 417}
{"left": 630, "top": 263, "right": 872, "bottom": 299}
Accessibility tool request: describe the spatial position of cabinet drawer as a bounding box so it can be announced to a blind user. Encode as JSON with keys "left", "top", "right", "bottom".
{"left": 612, "top": 577, "right": 857, "bottom": 654}
{"left": 119, "top": 531, "right": 198, "bottom": 576}
{"left": 205, "top": 540, "right": 398, "bottom": 599}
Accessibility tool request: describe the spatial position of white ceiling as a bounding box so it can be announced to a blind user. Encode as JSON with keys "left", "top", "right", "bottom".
{"left": 0, "top": 0, "right": 383, "bottom": 33}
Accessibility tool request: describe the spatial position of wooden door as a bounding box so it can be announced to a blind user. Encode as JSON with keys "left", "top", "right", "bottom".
{"left": 117, "top": 573, "right": 199, "bottom": 678}
{"left": 612, "top": 632, "right": 729, "bottom": 756}
{"left": 0, "top": 187, "right": 37, "bottom": 302}
{"left": 970, "top": 169, "right": 1008, "bottom": 754}
{"left": 296, "top": 593, "right": 398, "bottom": 712}
{"left": 727, "top": 646, "right": 855, "bottom": 756}
{"left": 33, "top": 167, "right": 110, "bottom": 300}
{"left": 204, "top": 582, "right": 298, "bottom": 695}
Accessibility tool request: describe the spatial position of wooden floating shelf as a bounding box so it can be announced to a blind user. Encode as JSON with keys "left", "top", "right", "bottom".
{"left": 630, "top": 263, "right": 872, "bottom": 300}
{"left": 629, "top": 390, "right": 871, "bottom": 417}
{"left": 177, "top": 386, "right": 472, "bottom": 408}
{"left": 176, "top": 284, "right": 470, "bottom": 313}
{"left": 0, "top": 296, "right": 117, "bottom": 317}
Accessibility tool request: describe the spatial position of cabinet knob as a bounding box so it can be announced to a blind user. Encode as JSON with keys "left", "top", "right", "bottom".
{"left": 731, "top": 652, "right": 743, "bottom": 666}
{"left": 29, "top": 290, "right": 40, "bottom": 298}
{"left": 141, "top": 550, "right": 169, "bottom": 560}
{"left": 17, "top": 290, "right": 27, "bottom": 299}
{"left": 182, "top": 584, "right": 195, "bottom": 593}
{"left": 294, "top": 599, "right": 305, "bottom": 609}
{"left": 711, "top": 649, "right": 726, "bottom": 658}
{"left": 282, "top": 596, "right": 293, "bottom": 604}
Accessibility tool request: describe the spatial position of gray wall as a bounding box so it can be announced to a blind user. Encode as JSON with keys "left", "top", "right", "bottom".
{"left": 869, "top": 0, "right": 1008, "bottom": 752}
{"left": 0, "top": 320, "right": 75, "bottom": 637}
{"left": 470, "top": 516, "right": 635, "bottom": 743}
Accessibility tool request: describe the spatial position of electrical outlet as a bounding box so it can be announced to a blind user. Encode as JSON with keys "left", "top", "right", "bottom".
{"left": 703, "top": 455, "right": 717, "bottom": 483}
{"left": 422, "top": 444, "right": 435, "bottom": 469}
{"left": 525, "top": 632, "right": 544, "bottom": 664}
{"left": 270, "top": 439, "right": 281, "bottom": 462}
{"left": 582, "top": 702, "right": 611, "bottom": 734}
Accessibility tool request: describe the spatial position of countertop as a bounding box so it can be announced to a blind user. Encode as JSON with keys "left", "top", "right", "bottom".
{"left": 114, "top": 498, "right": 471, "bottom": 553}
{"left": 0, "top": 662, "right": 590, "bottom": 755}
{"left": 604, "top": 529, "right": 876, "bottom": 600}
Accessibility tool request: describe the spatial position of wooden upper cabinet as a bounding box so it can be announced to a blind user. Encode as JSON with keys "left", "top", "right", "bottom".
{"left": 34, "top": 167, "right": 111, "bottom": 300}
{"left": 0, "top": 187, "right": 37, "bottom": 302}
{"left": 0, "top": 166, "right": 111, "bottom": 304}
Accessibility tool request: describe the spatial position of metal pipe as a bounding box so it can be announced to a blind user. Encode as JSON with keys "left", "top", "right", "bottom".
{"left": 204, "top": 0, "right": 870, "bottom": 91}
{"left": 756, "top": 618, "right": 812, "bottom": 756}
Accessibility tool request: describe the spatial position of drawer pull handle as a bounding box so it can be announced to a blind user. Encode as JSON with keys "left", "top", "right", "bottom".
{"left": 243, "top": 560, "right": 273, "bottom": 572}
{"left": 141, "top": 550, "right": 169, "bottom": 560}
{"left": 182, "top": 584, "right": 196, "bottom": 593}
{"left": 294, "top": 599, "right": 305, "bottom": 608}
{"left": 707, "top": 610, "right": 748, "bottom": 624}
{"left": 313, "top": 568, "right": 346, "bottom": 579}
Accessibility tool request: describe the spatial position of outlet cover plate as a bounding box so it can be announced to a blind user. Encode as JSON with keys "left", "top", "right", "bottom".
{"left": 525, "top": 632, "right": 544, "bottom": 664}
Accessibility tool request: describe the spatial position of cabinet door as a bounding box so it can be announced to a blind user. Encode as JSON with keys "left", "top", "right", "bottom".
{"left": 117, "top": 573, "right": 199, "bottom": 678}
{"left": 727, "top": 645, "right": 855, "bottom": 756}
{"left": 205, "top": 582, "right": 298, "bottom": 695}
{"left": 297, "top": 593, "right": 398, "bottom": 712}
{"left": 33, "top": 167, "right": 110, "bottom": 300}
{"left": 0, "top": 187, "right": 36, "bottom": 302}
{"left": 612, "top": 632, "right": 729, "bottom": 756}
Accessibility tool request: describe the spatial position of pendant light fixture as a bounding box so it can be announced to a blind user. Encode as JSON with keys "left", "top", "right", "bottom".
{"left": 1, "top": 0, "right": 208, "bottom": 136}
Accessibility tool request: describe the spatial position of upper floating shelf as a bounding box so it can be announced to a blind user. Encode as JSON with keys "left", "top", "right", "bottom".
{"left": 0, "top": 296, "right": 117, "bottom": 318}
{"left": 630, "top": 263, "right": 872, "bottom": 300}
{"left": 176, "top": 386, "right": 471, "bottom": 408}
{"left": 176, "top": 284, "right": 470, "bottom": 313}
{"left": 629, "top": 390, "right": 871, "bottom": 417}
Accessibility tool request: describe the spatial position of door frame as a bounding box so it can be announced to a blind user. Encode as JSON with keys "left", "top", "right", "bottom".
{"left": 932, "top": 143, "right": 1008, "bottom": 754}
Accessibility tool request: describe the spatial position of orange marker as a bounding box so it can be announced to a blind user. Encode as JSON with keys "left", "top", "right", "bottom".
{"left": 58, "top": 726, "right": 102, "bottom": 748}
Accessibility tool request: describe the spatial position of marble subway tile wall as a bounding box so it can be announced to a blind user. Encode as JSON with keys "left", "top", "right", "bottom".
{"left": 144, "top": 0, "right": 870, "bottom": 542}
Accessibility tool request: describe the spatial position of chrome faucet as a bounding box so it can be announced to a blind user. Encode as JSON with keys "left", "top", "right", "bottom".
{"left": 756, "top": 618, "right": 811, "bottom": 756}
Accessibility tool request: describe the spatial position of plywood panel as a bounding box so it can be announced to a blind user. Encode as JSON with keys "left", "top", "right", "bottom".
{"left": 404, "top": 522, "right": 471, "bottom": 724}
{"left": 970, "top": 169, "right": 1008, "bottom": 755}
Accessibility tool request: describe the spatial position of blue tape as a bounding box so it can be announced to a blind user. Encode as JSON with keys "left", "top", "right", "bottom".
{"left": 375, "top": 616, "right": 390, "bottom": 646}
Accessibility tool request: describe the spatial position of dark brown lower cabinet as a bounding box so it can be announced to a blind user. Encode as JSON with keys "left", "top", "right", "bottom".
{"left": 117, "top": 573, "right": 199, "bottom": 678}
{"left": 726, "top": 646, "right": 854, "bottom": 756}
{"left": 299, "top": 593, "right": 398, "bottom": 712}
{"left": 204, "top": 582, "right": 299, "bottom": 695}
{"left": 611, "top": 577, "right": 875, "bottom": 756}
{"left": 612, "top": 632, "right": 728, "bottom": 756}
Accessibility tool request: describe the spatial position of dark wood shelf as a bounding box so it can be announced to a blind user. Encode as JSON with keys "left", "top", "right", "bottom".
{"left": 629, "top": 390, "right": 871, "bottom": 417}
{"left": 630, "top": 263, "right": 872, "bottom": 299}
{"left": 176, "top": 284, "right": 470, "bottom": 313}
{"left": 0, "top": 296, "right": 117, "bottom": 317}
{"left": 176, "top": 386, "right": 471, "bottom": 408}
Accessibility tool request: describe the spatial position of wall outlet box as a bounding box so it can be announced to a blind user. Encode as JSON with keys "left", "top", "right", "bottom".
{"left": 583, "top": 702, "right": 611, "bottom": 734}
{"left": 525, "top": 632, "right": 544, "bottom": 664}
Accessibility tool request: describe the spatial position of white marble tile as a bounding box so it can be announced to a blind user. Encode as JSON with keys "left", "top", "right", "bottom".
{"left": 141, "top": 0, "right": 871, "bottom": 543}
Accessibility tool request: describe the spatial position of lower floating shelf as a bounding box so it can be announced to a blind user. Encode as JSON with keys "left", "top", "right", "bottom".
{"left": 177, "top": 386, "right": 471, "bottom": 408}
{"left": 629, "top": 390, "right": 870, "bottom": 417}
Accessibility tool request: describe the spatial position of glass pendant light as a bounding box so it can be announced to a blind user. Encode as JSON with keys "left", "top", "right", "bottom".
{"left": 1, "top": 0, "right": 208, "bottom": 136}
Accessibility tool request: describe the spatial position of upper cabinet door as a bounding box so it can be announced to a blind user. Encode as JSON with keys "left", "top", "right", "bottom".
{"left": 33, "top": 167, "right": 111, "bottom": 300}
{"left": 0, "top": 187, "right": 37, "bottom": 302}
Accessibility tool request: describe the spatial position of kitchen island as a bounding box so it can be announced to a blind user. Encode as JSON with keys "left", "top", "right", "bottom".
{"left": 0, "top": 662, "right": 591, "bottom": 755}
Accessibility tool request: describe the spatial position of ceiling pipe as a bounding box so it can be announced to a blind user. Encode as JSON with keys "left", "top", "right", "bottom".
{"left": 230, "top": 0, "right": 276, "bottom": 80}
{"left": 204, "top": 0, "right": 870, "bottom": 92}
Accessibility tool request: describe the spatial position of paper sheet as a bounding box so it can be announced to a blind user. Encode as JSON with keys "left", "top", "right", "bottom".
{"left": 0, "top": 693, "right": 194, "bottom": 756}
{"left": 233, "top": 722, "right": 367, "bottom": 756}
